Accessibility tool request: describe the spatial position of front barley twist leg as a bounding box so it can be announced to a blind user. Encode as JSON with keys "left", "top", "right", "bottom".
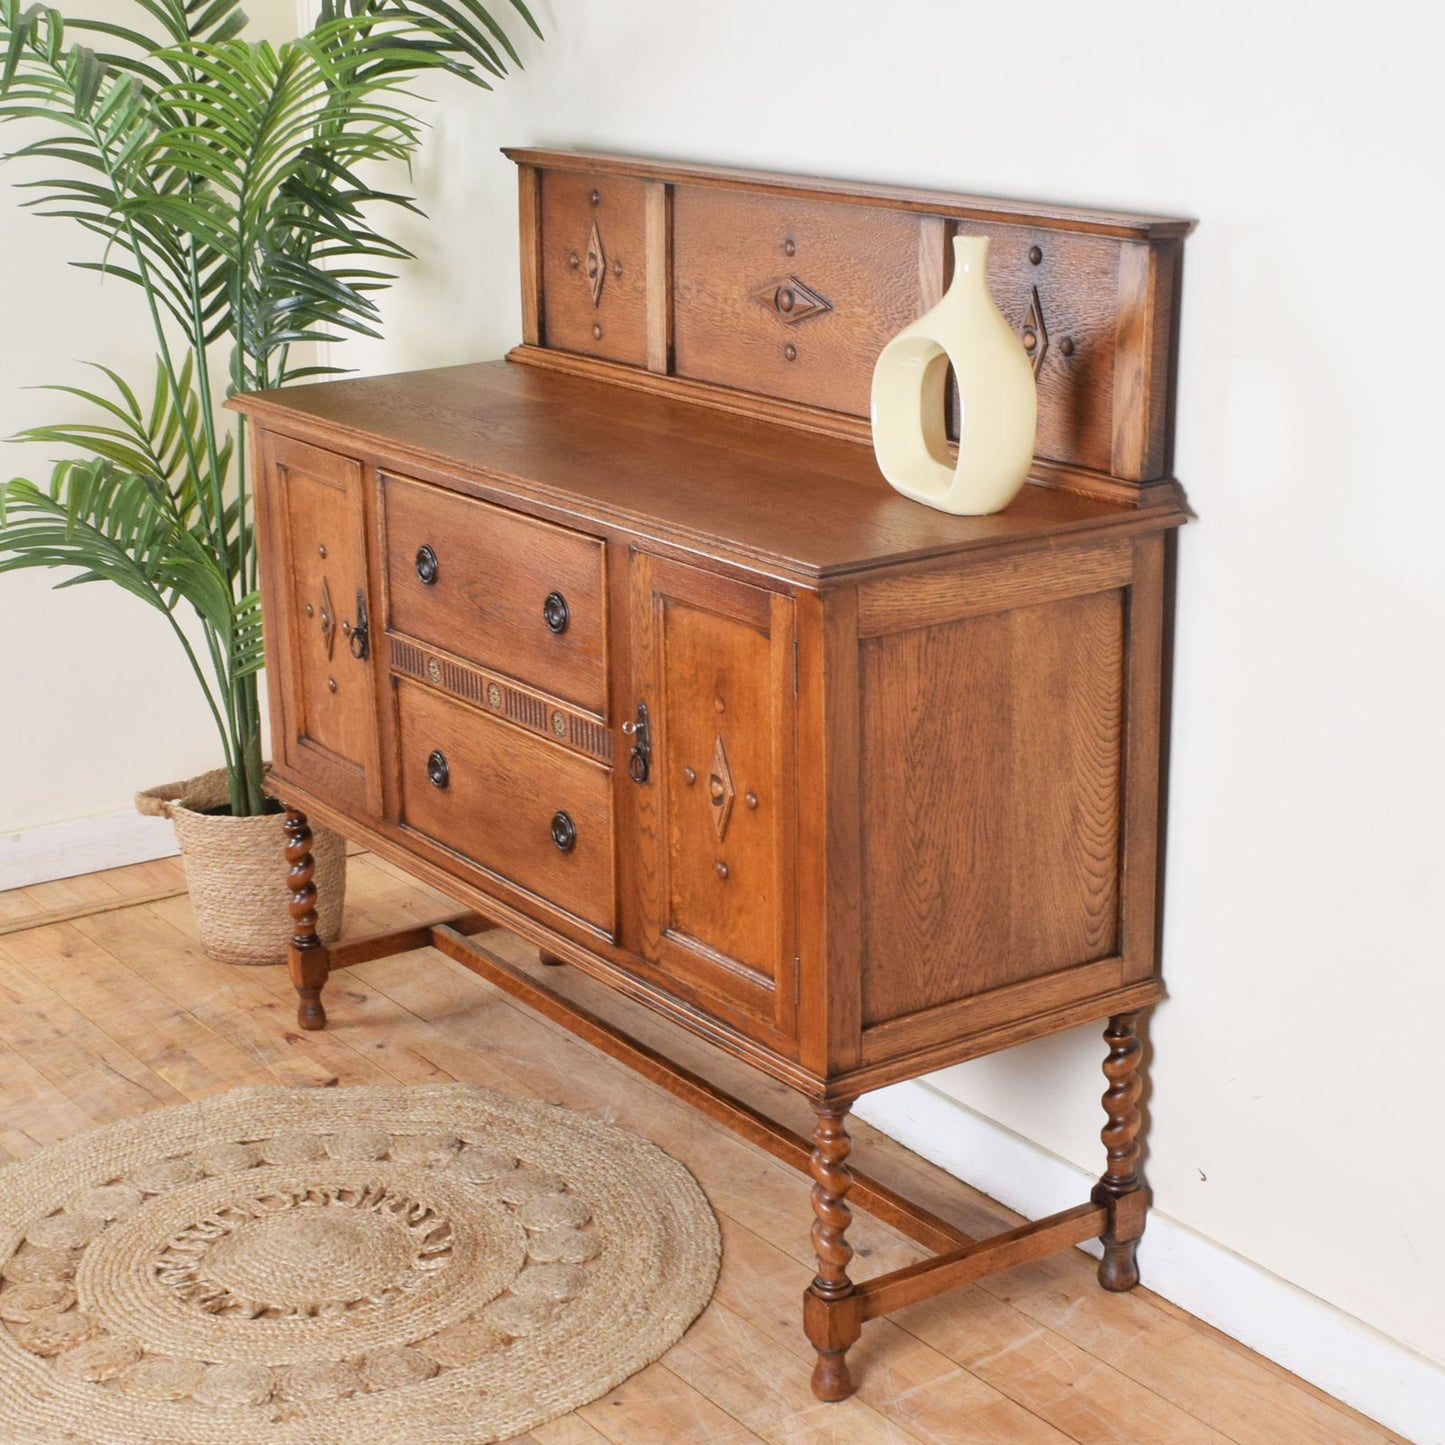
{"left": 803, "top": 1100, "right": 863, "bottom": 1401}
{"left": 1091, "top": 1010, "right": 1148, "bottom": 1290}
{"left": 283, "top": 808, "right": 331, "bottom": 1031}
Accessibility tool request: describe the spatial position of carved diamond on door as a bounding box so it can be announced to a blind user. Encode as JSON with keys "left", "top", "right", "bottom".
{"left": 317, "top": 575, "right": 336, "bottom": 661}
{"left": 709, "top": 734, "right": 736, "bottom": 842}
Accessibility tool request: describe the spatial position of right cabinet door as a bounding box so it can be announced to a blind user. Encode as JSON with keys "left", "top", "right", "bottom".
{"left": 630, "top": 552, "right": 798, "bottom": 1042}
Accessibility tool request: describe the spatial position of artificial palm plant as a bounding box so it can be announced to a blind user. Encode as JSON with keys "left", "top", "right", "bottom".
{"left": 0, "top": 0, "right": 538, "bottom": 816}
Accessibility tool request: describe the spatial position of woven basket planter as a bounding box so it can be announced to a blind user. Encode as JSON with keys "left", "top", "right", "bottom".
{"left": 136, "top": 768, "right": 346, "bottom": 966}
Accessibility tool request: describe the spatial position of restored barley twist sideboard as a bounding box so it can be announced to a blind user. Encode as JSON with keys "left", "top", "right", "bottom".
{"left": 231, "top": 150, "right": 1193, "bottom": 1401}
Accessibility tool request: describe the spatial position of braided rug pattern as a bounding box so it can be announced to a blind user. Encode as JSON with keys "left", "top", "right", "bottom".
{"left": 0, "top": 1084, "right": 720, "bottom": 1443}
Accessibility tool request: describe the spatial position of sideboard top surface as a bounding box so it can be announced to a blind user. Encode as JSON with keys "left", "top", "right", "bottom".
{"left": 233, "top": 360, "right": 1183, "bottom": 580}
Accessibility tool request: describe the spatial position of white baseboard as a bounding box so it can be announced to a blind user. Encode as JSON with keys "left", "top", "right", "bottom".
{"left": 0, "top": 809, "right": 179, "bottom": 892}
{"left": 856, "top": 1080, "right": 1444, "bottom": 1445}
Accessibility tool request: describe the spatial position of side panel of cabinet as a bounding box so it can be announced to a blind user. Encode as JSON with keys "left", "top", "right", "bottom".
{"left": 853, "top": 538, "right": 1146, "bottom": 1056}
{"left": 631, "top": 552, "right": 798, "bottom": 1040}
{"left": 256, "top": 429, "right": 382, "bottom": 817}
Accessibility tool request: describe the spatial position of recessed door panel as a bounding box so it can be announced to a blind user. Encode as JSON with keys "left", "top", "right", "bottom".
{"left": 631, "top": 552, "right": 797, "bottom": 1038}
{"left": 262, "top": 432, "right": 381, "bottom": 816}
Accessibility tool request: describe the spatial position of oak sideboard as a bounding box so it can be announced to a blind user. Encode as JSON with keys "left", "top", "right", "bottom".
{"left": 232, "top": 150, "right": 1193, "bottom": 1401}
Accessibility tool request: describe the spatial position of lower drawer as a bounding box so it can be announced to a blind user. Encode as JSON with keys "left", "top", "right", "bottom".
{"left": 394, "top": 678, "right": 615, "bottom": 934}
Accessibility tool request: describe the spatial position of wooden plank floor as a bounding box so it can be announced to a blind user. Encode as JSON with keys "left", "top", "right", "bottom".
{"left": 0, "top": 854, "right": 1404, "bottom": 1445}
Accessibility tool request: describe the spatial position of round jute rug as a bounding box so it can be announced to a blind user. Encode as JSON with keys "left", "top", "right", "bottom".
{"left": 0, "top": 1083, "right": 720, "bottom": 1445}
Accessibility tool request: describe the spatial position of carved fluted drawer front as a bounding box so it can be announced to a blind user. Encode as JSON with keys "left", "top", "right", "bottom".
{"left": 382, "top": 473, "right": 607, "bottom": 712}
{"left": 394, "top": 678, "right": 615, "bottom": 935}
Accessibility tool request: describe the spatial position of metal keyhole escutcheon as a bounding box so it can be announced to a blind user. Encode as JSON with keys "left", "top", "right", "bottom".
{"left": 623, "top": 703, "right": 651, "bottom": 784}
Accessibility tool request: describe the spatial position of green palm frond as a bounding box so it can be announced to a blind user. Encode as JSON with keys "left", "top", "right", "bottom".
{"left": 229, "top": 586, "right": 264, "bottom": 678}
{"left": 0, "top": 0, "right": 540, "bottom": 813}
{"left": 16, "top": 355, "right": 231, "bottom": 511}
{"left": 0, "top": 462, "right": 229, "bottom": 625}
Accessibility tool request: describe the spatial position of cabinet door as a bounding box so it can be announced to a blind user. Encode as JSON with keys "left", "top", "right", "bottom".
{"left": 259, "top": 431, "right": 382, "bottom": 817}
{"left": 631, "top": 552, "right": 797, "bottom": 1039}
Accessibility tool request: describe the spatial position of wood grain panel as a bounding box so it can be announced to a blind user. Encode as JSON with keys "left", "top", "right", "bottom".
{"left": 859, "top": 958, "right": 1125, "bottom": 1067}
{"left": 672, "top": 188, "right": 923, "bottom": 416}
{"left": 517, "top": 163, "right": 542, "bottom": 347}
{"left": 954, "top": 221, "right": 1122, "bottom": 476}
{"left": 645, "top": 179, "right": 672, "bottom": 374}
{"left": 540, "top": 170, "right": 648, "bottom": 366}
{"left": 632, "top": 553, "right": 797, "bottom": 1037}
{"left": 393, "top": 679, "right": 614, "bottom": 934}
{"left": 859, "top": 589, "right": 1125, "bottom": 1026}
{"left": 856, "top": 538, "right": 1132, "bottom": 637}
{"left": 498, "top": 151, "right": 1196, "bottom": 498}
{"left": 261, "top": 431, "right": 381, "bottom": 816}
{"left": 381, "top": 472, "right": 608, "bottom": 712}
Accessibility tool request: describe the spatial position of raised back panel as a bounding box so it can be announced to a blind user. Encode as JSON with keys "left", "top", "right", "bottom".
{"left": 507, "top": 149, "right": 1192, "bottom": 504}
{"left": 671, "top": 187, "right": 927, "bottom": 415}
{"left": 539, "top": 169, "right": 649, "bottom": 366}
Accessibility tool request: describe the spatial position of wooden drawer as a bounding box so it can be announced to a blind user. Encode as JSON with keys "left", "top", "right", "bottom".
{"left": 394, "top": 678, "right": 615, "bottom": 935}
{"left": 540, "top": 169, "right": 649, "bottom": 366}
{"left": 382, "top": 474, "right": 607, "bottom": 713}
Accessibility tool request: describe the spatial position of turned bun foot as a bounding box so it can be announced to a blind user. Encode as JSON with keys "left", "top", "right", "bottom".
{"left": 810, "top": 1348, "right": 855, "bottom": 1401}
{"left": 1098, "top": 1238, "right": 1141, "bottom": 1292}
{"left": 296, "top": 989, "right": 328, "bottom": 1031}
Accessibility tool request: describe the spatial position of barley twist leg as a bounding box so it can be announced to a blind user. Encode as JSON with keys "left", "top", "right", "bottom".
{"left": 283, "top": 808, "right": 330, "bottom": 1031}
{"left": 804, "top": 1099, "right": 863, "bottom": 1400}
{"left": 1091, "top": 1010, "right": 1148, "bottom": 1290}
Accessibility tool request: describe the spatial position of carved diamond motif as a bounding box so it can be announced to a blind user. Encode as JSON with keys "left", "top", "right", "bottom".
{"left": 1022, "top": 285, "right": 1049, "bottom": 376}
{"left": 318, "top": 576, "right": 336, "bottom": 661}
{"left": 751, "top": 275, "right": 832, "bottom": 326}
{"left": 585, "top": 222, "right": 606, "bottom": 307}
{"left": 708, "top": 735, "right": 736, "bottom": 843}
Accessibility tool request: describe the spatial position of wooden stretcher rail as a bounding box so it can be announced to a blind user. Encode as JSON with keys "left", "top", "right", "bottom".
{"left": 424, "top": 923, "right": 974, "bottom": 1256}
{"left": 318, "top": 913, "right": 1121, "bottom": 1331}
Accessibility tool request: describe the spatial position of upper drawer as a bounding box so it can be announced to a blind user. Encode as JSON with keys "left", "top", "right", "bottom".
{"left": 382, "top": 474, "right": 608, "bottom": 714}
{"left": 395, "top": 679, "right": 614, "bottom": 936}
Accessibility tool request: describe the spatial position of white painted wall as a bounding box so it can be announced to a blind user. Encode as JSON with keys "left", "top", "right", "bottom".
{"left": 5, "top": 0, "right": 1443, "bottom": 1425}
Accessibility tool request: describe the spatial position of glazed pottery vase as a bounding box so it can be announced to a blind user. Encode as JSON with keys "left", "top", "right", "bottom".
{"left": 870, "top": 234, "right": 1037, "bottom": 515}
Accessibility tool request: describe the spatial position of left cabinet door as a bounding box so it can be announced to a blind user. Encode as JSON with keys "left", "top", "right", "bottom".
{"left": 257, "top": 431, "right": 382, "bottom": 817}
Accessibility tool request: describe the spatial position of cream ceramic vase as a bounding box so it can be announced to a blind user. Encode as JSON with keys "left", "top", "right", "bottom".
{"left": 870, "top": 234, "right": 1037, "bottom": 515}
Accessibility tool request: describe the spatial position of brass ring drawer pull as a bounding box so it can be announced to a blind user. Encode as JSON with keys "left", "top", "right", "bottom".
{"left": 415, "top": 544, "right": 439, "bottom": 585}
{"left": 550, "top": 810, "right": 576, "bottom": 853}
{"left": 426, "top": 749, "right": 449, "bottom": 789}
{"left": 542, "top": 590, "right": 569, "bottom": 634}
